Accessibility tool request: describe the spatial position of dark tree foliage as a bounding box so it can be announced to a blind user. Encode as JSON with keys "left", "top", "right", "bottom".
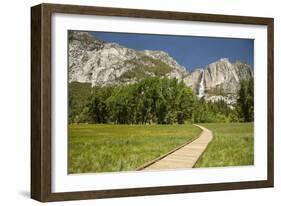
{"left": 68, "top": 82, "right": 92, "bottom": 124}
{"left": 192, "top": 98, "right": 235, "bottom": 123}
{"left": 236, "top": 78, "right": 254, "bottom": 122}
{"left": 69, "top": 78, "right": 195, "bottom": 124}
{"left": 68, "top": 77, "right": 254, "bottom": 124}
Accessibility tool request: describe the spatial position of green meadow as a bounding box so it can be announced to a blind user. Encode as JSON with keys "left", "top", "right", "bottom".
{"left": 194, "top": 122, "right": 254, "bottom": 168}
{"left": 69, "top": 124, "right": 201, "bottom": 173}
{"left": 68, "top": 33, "right": 255, "bottom": 173}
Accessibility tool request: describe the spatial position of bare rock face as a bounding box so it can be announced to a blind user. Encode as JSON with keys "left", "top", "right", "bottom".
{"left": 183, "top": 58, "right": 253, "bottom": 102}
{"left": 143, "top": 50, "right": 188, "bottom": 79}
{"left": 204, "top": 58, "right": 253, "bottom": 93}
{"left": 68, "top": 31, "right": 253, "bottom": 103}
{"left": 184, "top": 68, "right": 204, "bottom": 93}
{"left": 68, "top": 31, "right": 188, "bottom": 86}
{"left": 69, "top": 31, "right": 139, "bottom": 85}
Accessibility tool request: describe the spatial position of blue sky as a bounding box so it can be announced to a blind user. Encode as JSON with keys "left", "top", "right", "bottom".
{"left": 91, "top": 31, "right": 254, "bottom": 72}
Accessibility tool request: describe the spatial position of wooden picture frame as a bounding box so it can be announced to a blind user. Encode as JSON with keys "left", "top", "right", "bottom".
{"left": 31, "top": 3, "right": 274, "bottom": 202}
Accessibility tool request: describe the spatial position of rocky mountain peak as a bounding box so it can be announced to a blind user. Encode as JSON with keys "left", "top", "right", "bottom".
{"left": 218, "top": 57, "right": 230, "bottom": 62}
{"left": 68, "top": 31, "right": 189, "bottom": 86}
{"left": 68, "top": 31, "right": 253, "bottom": 104}
{"left": 184, "top": 57, "right": 253, "bottom": 104}
{"left": 143, "top": 50, "right": 188, "bottom": 77}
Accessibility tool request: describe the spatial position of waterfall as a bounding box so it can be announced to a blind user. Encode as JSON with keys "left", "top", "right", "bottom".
{"left": 198, "top": 72, "right": 205, "bottom": 98}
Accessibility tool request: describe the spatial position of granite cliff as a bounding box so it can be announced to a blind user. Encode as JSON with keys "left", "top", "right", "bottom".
{"left": 69, "top": 31, "right": 253, "bottom": 104}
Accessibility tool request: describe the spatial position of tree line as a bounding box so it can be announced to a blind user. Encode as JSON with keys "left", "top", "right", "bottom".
{"left": 69, "top": 77, "right": 254, "bottom": 124}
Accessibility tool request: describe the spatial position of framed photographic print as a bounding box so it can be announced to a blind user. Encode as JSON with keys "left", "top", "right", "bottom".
{"left": 31, "top": 3, "right": 274, "bottom": 202}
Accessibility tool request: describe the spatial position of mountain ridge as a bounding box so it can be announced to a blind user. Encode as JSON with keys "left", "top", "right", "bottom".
{"left": 68, "top": 31, "right": 253, "bottom": 103}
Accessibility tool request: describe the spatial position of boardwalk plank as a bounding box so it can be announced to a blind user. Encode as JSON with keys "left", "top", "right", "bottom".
{"left": 141, "top": 125, "right": 213, "bottom": 171}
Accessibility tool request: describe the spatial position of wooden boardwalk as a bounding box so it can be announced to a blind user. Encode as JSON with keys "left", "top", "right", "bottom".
{"left": 140, "top": 124, "right": 213, "bottom": 171}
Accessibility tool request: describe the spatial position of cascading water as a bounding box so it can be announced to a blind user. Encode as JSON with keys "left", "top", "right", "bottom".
{"left": 198, "top": 72, "right": 205, "bottom": 98}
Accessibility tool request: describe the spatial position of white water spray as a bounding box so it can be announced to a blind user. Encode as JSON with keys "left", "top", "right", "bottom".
{"left": 198, "top": 72, "right": 205, "bottom": 98}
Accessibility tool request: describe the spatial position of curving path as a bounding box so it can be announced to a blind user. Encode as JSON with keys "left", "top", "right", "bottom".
{"left": 139, "top": 124, "right": 213, "bottom": 171}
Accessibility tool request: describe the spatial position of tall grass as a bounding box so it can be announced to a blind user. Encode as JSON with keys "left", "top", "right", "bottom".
{"left": 194, "top": 122, "right": 254, "bottom": 168}
{"left": 69, "top": 124, "right": 201, "bottom": 173}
